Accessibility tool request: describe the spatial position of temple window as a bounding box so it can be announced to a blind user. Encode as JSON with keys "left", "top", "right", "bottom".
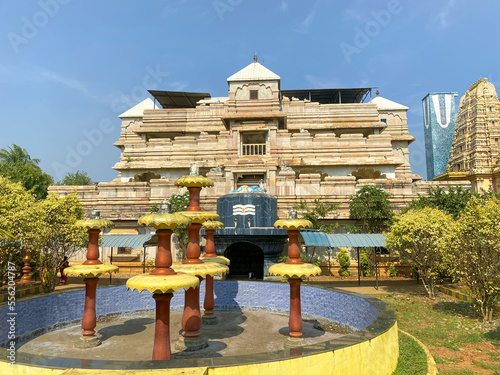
{"left": 250, "top": 90, "right": 258, "bottom": 100}
{"left": 241, "top": 132, "right": 267, "bottom": 155}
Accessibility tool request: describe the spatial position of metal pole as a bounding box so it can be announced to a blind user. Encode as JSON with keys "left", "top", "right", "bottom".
{"left": 109, "top": 247, "right": 113, "bottom": 285}
{"left": 357, "top": 248, "right": 360, "bottom": 286}
{"left": 328, "top": 248, "right": 331, "bottom": 276}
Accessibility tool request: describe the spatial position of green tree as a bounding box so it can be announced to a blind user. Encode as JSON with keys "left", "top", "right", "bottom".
{"left": 0, "top": 176, "right": 42, "bottom": 286}
{"left": 292, "top": 198, "right": 339, "bottom": 233}
{"left": 0, "top": 144, "right": 53, "bottom": 200}
{"left": 169, "top": 191, "right": 189, "bottom": 260}
{"left": 403, "top": 186, "right": 474, "bottom": 219}
{"left": 444, "top": 197, "right": 500, "bottom": 321}
{"left": 349, "top": 185, "right": 393, "bottom": 233}
{"left": 0, "top": 176, "right": 87, "bottom": 290}
{"left": 0, "top": 144, "right": 40, "bottom": 166}
{"left": 292, "top": 198, "right": 339, "bottom": 264}
{"left": 385, "top": 207, "right": 453, "bottom": 298}
{"left": 56, "top": 170, "right": 92, "bottom": 186}
{"left": 0, "top": 229, "right": 14, "bottom": 241}
{"left": 36, "top": 193, "right": 87, "bottom": 292}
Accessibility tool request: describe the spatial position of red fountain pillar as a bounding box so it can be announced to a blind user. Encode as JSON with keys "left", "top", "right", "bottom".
{"left": 201, "top": 220, "right": 228, "bottom": 325}
{"left": 172, "top": 170, "right": 228, "bottom": 351}
{"left": 65, "top": 210, "right": 117, "bottom": 348}
{"left": 268, "top": 214, "right": 321, "bottom": 348}
{"left": 127, "top": 207, "right": 198, "bottom": 360}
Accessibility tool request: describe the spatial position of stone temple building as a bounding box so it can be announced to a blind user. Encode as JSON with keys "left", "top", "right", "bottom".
{"left": 435, "top": 78, "right": 500, "bottom": 192}
{"left": 50, "top": 57, "right": 469, "bottom": 262}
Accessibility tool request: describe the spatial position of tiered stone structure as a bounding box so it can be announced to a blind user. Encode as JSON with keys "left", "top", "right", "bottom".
{"left": 436, "top": 78, "right": 500, "bottom": 192}
{"left": 50, "top": 58, "right": 472, "bottom": 226}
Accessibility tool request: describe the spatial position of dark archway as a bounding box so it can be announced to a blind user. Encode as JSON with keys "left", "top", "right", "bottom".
{"left": 225, "top": 242, "right": 264, "bottom": 279}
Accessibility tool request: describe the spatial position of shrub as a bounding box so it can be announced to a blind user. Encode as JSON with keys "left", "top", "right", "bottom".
{"left": 444, "top": 196, "right": 500, "bottom": 322}
{"left": 389, "top": 264, "right": 397, "bottom": 277}
{"left": 360, "top": 250, "right": 371, "bottom": 277}
{"left": 385, "top": 207, "right": 453, "bottom": 298}
{"left": 337, "top": 248, "right": 350, "bottom": 277}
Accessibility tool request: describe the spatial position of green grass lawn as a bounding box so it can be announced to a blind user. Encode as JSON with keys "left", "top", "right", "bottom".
{"left": 379, "top": 293, "right": 500, "bottom": 374}
{"left": 393, "top": 331, "right": 428, "bottom": 375}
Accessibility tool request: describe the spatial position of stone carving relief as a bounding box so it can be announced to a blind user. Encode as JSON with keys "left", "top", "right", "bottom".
{"left": 279, "top": 163, "right": 293, "bottom": 172}
{"left": 134, "top": 171, "right": 161, "bottom": 182}
{"left": 209, "top": 165, "right": 224, "bottom": 174}
{"left": 351, "top": 167, "right": 387, "bottom": 180}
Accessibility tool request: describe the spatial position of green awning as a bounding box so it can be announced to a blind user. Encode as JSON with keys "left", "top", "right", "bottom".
{"left": 101, "top": 234, "right": 153, "bottom": 249}
{"left": 300, "top": 230, "right": 385, "bottom": 248}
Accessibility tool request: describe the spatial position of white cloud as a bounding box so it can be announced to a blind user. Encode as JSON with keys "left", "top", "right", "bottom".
{"left": 280, "top": 1, "right": 288, "bottom": 13}
{"left": 39, "top": 69, "right": 112, "bottom": 104}
{"left": 293, "top": 2, "right": 319, "bottom": 34}
{"left": 41, "top": 71, "right": 88, "bottom": 95}
{"left": 342, "top": 8, "right": 363, "bottom": 22}
{"left": 426, "top": 0, "right": 456, "bottom": 30}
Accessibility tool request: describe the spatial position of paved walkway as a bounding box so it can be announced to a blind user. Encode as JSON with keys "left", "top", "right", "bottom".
{"left": 305, "top": 279, "right": 428, "bottom": 296}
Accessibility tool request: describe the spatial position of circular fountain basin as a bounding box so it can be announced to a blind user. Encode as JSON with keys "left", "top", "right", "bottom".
{"left": 0, "top": 281, "right": 398, "bottom": 374}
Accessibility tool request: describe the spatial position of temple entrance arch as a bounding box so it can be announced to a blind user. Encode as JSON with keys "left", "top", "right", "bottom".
{"left": 225, "top": 242, "right": 264, "bottom": 279}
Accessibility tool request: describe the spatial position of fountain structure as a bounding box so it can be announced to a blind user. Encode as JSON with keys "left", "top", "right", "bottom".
{"left": 201, "top": 220, "right": 228, "bottom": 325}
{"left": 171, "top": 165, "right": 229, "bottom": 350}
{"left": 0, "top": 180, "right": 400, "bottom": 374}
{"left": 126, "top": 201, "right": 199, "bottom": 360}
{"left": 64, "top": 210, "right": 118, "bottom": 348}
{"left": 269, "top": 210, "right": 322, "bottom": 346}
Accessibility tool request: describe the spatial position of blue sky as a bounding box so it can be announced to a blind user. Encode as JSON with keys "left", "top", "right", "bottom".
{"left": 1, "top": 0, "right": 499, "bottom": 183}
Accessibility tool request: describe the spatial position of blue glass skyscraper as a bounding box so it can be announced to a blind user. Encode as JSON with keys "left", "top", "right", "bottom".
{"left": 422, "top": 92, "right": 458, "bottom": 180}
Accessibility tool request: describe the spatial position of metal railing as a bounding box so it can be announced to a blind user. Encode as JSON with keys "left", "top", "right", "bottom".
{"left": 242, "top": 143, "right": 266, "bottom": 155}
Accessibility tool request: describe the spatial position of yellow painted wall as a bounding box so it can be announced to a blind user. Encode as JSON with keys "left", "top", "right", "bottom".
{"left": 208, "top": 322, "right": 399, "bottom": 375}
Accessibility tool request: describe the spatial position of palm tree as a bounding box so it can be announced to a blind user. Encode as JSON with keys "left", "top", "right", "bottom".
{"left": 0, "top": 144, "right": 40, "bottom": 166}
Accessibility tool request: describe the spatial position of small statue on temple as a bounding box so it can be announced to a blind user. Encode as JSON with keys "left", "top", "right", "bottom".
{"left": 189, "top": 163, "right": 199, "bottom": 176}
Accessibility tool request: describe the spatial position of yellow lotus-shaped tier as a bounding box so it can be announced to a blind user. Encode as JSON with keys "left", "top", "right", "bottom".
{"left": 201, "top": 256, "right": 230, "bottom": 265}
{"left": 138, "top": 213, "right": 191, "bottom": 230}
{"left": 177, "top": 211, "right": 220, "bottom": 224}
{"left": 65, "top": 264, "right": 118, "bottom": 278}
{"left": 202, "top": 220, "right": 225, "bottom": 231}
{"left": 172, "top": 262, "right": 229, "bottom": 277}
{"left": 76, "top": 219, "right": 115, "bottom": 230}
{"left": 126, "top": 273, "right": 199, "bottom": 294}
{"left": 175, "top": 175, "right": 214, "bottom": 188}
{"left": 274, "top": 219, "right": 313, "bottom": 231}
{"left": 268, "top": 263, "right": 321, "bottom": 278}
